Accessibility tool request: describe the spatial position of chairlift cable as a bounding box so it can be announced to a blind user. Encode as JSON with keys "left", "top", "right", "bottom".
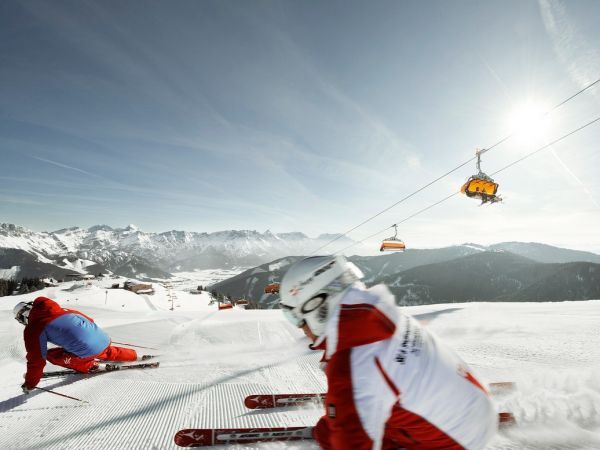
{"left": 478, "top": 77, "right": 600, "bottom": 156}
{"left": 489, "top": 116, "right": 600, "bottom": 177}
{"left": 309, "top": 77, "right": 600, "bottom": 255}
{"left": 333, "top": 115, "right": 600, "bottom": 255}
{"left": 308, "top": 157, "right": 476, "bottom": 255}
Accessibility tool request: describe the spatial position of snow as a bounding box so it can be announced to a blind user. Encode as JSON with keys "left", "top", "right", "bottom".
{"left": 0, "top": 279, "right": 599, "bottom": 449}
{"left": 269, "top": 261, "right": 290, "bottom": 272}
{"left": 462, "top": 243, "right": 487, "bottom": 252}
{"left": 0, "top": 266, "right": 19, "bottom": 279}
{"left": 169, "top": 269, "right": 248, "bottom": 291}
{"left": 59, "top": 258, "right": 97, "bottom": 273}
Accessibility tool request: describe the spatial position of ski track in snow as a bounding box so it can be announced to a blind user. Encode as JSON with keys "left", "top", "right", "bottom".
{"left": 0, "top": 281, "right": 599, "bottom": 449}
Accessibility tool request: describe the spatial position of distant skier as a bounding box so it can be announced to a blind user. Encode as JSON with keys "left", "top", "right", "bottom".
{"left": 279, "top": 256, "right": 497, "bottom": 450}
{"left": 14, "top": 296, "right": 140, "bottom": 394}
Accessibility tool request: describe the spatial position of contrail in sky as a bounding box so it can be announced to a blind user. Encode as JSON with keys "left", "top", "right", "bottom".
{"left": 550, "top": 148, "right": 600, "bottom": 208}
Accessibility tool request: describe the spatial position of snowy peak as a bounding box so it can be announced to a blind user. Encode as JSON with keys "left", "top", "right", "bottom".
{"left": 0, "top": 223, "right": 362, "bottom": 278}
{"left": 1, "top": 223, "right": 30, "bottom": 235}
{"left": 460, "top": 243, "right": 488, "bottom": 252}
{"left": 276, "top": 232, "right": 309, "bottom": 240}
{"left": 87, "top": 225, "right": 114, "bottom": 233}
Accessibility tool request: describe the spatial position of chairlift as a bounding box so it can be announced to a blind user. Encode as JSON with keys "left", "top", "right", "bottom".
{"left": 460, "top": 149, "right": 502, "bottom": 205}
{"left": 380, "top": 225, "right": 406, "bottom": 252}
{"left": 264, "top": 283, "right": 280, "bottom": 294}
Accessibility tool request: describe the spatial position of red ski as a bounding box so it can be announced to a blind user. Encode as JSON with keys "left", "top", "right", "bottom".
{"left": 244, "top": 393, "right": 325, "bottom": 409}
{"left": 244, "top": 382, "right": 516, "bottom": 409}
{"left": 174, "top": 426, "right": 314, "bottom": 447}
{"left": 174, "top": 414, "right": 517, "bottom": 447}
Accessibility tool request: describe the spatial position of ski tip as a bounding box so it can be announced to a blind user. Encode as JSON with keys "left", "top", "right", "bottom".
{"left": 244, "top": 395, "right": 275, "bottom": 409}
{"left": 498, "top": 412, "right": 517, "bottom": 427}
{"left": 174, "top": 427, "right": 314, "bottom": 447}
{"left": 174, "top": 429, "right": 213, "bottom": 447}
{"left": 489, "top": 382, "right": 517, "bottom": 395}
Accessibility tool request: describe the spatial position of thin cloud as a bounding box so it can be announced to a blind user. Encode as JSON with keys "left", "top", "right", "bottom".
{"left": 30, "top": 155, "right": 102, "bottom": 179}
{"left": 550, "top": 148, "right": 600, "bottom": 208}
{"left": 539, "top": 0, "right": 600, "bottom": 92}
{"left": 0, "top": 194, "right": 43, "bottom": 205}
{"left": 236, "top": 11, "right": 422, "bottom": 173}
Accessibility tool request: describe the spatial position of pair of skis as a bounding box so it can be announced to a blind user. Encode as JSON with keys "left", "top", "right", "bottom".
{"left": 174, "top": 383, "right": 517, "bottom": 447}
{"left": 41, "top": 362, "right": 160, "bottom": 378}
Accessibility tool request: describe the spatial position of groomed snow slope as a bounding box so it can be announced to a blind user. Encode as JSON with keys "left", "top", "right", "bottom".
{"left": 0, "top": 280, "right": 599, "bottom": 450}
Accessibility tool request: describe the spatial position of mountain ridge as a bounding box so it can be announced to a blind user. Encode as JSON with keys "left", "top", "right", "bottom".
{"left": 0, "top": 223, "right": 362, "bottom": 279}
{"left": 2, "top": 223, "right": 599, "bottom": 287}
{"left": 212, "top": 250, "right": 600, "bottom": 307}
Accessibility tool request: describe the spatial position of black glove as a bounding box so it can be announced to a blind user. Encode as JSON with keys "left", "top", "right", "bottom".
{"left": 21, "top": 383, "right": 33, "bottom": 394}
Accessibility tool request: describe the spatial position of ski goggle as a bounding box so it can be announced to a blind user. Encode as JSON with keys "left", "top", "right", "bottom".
{"left": 15, "top": 302, "right": 33, "bottom": 325}
{"left": 280, "top": 303, "right": 306, "bottom": 328}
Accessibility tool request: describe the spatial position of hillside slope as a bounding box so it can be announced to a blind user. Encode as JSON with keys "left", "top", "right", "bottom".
{"left": 213, "top": 251, "right": 600, "bottom": 306}
{"left": 384, "top": 252, "right": 600, "bottom": 305}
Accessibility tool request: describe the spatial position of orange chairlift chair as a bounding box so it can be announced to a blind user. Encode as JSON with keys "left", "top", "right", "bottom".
{"left": 380, "top": 224, "right": 406, "bottom": 252}
{"left": 460, "top": 149, "right": 502, "bottom": 205}
{"left": 264, "top": 283, "right": 280, "bottom": 294}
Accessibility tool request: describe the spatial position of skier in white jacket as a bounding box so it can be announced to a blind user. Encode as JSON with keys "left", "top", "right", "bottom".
{"left": 279, "top": 255, "right": 497, "bottom": 450}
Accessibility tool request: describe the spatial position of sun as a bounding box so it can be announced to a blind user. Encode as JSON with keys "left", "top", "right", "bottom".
{"left": 507, "top": 100, "right": 552, "bottom": 144}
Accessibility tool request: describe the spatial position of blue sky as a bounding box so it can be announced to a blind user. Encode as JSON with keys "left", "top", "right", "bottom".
{"left": 1, "top": 0, "right": 599, "bottom": 253}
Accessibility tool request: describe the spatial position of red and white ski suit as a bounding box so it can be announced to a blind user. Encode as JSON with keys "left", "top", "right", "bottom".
{"left": 312, "top": 285, "right": 497, "bottom": 450}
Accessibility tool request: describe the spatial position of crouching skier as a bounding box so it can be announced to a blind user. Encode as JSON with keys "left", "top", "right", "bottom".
{"left": 14, "top": 296, "right": 139, "bottom": 394}
{"left": 279, "top": 256, "right": 497, "bottom": 450}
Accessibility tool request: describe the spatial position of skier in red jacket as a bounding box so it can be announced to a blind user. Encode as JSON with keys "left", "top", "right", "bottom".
{"left": 14, "top": 296, "right": 140, "bottom": 393}
{"left": 279, "top": 256, "right": 497, "bottom": 450}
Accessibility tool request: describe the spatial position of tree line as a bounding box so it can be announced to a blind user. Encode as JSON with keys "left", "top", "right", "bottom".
{"left": 0, "top": 277, "right": 45, "bottom": 297}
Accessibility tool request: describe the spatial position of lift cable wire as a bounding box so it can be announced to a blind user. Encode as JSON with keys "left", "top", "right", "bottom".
{"left": 332, "top": 115, "right": 600, "bottom": 256}
{"left": 308, "top": 157, "right": 476, "bottom": 255}
{"left": 479, "top": 76, "right": 600, "bottom": 157}
{"left": 309, "top": 76, "right": 600, "bottom": 256}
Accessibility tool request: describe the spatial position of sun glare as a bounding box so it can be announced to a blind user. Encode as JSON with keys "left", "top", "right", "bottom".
{"left": 507, "top": 100, "right": 552, "bottom": 144}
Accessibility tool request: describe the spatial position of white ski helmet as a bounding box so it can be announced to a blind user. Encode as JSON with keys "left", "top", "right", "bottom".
{"left": 13, "top": 301, "right": 34, "bottom": 325}
{"left": 279, "top": 255, "right": 363, "bottom": 336}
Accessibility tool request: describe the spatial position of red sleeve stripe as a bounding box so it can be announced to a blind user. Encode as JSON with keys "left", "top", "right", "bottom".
{"left": 374, "top": 356, "right": 401, "bottom": 397}
{"left": 463, "top": 370, "right": 488, "bottom": 395}
{"left": 336, "top": 304, "right": 397, "bottom": 352}
{"left": 340, "top": 303, "right": 396, "bottom": 333}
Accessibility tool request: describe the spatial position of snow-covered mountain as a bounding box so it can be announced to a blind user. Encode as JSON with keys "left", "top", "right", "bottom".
{"left": 0, "top": 223, "right": 356, "bottom": 279}
{"left": 3, "top": 222, "right": 600, "bottom": 284}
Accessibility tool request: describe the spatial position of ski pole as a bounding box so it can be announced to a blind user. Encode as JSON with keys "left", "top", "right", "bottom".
{"left": 34, "top": 386, "right": 89, "bottom": 403}
{"left": 112, "top": 341, "right": 159, "bottom": 350}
